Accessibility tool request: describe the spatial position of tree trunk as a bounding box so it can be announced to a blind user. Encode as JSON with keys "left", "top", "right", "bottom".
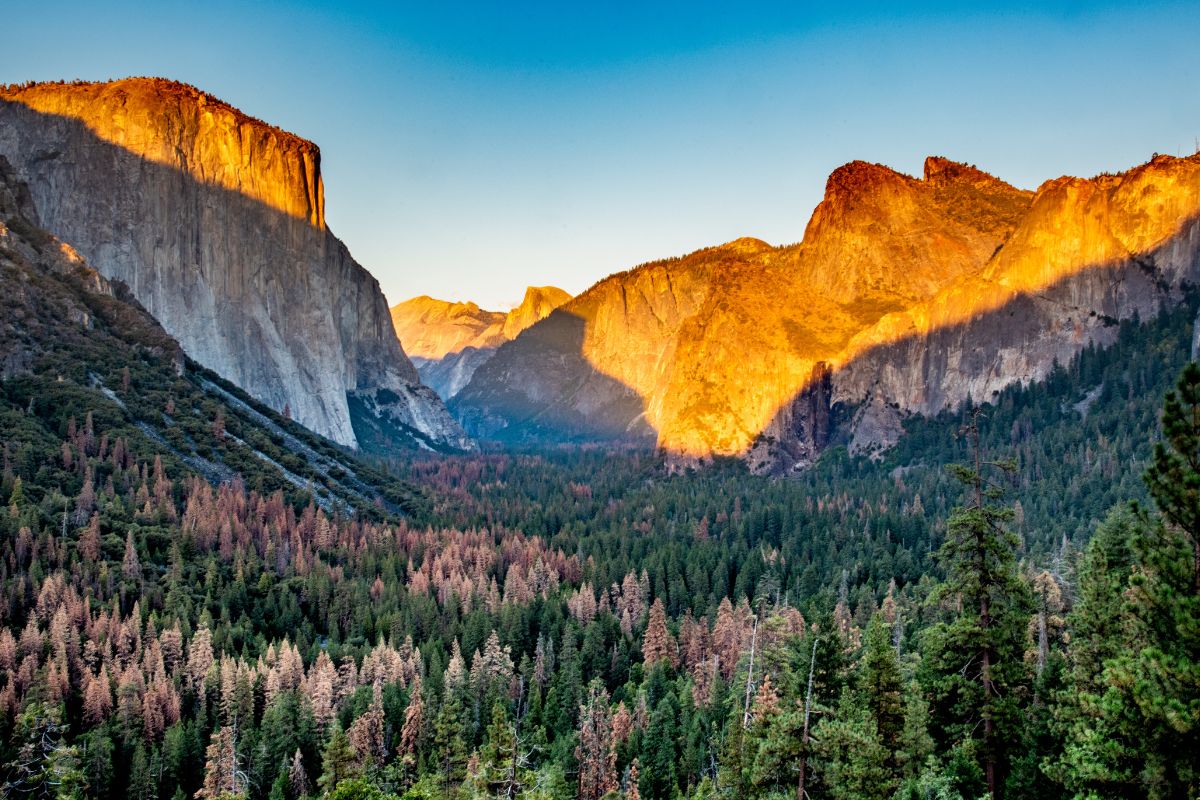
{"left": 982, "top": 593, "right": 996, "bottom": 799}
{"left": 797, "top": 637, "right": 818, "bottom": 800}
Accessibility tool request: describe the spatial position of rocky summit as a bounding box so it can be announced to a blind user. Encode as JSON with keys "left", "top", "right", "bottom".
{"left": 454, "top": 154, "right": 1200, "bottom": 471}
{"left": 391, "top": 285, "right": 571, "bottom": 399}
{"left": 0, "top": 78, "right": 472, "bottom": 452}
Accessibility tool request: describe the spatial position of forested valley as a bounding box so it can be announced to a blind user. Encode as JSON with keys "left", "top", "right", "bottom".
{"left": 1, "top": 285, "right": 1198, "bottom": 800}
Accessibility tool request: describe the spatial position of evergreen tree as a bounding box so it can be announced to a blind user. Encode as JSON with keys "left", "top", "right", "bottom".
{"left": 1, "top": 703, "right": 86, "bottom": 800}
{"left": 576, "top": 683, "right": 617, "bottom": 800}
{"left": 858, "top": 616, "right": 904, "bottom": 775}
{"left": 922, "top": 413, "right": 1031, "bottom": 799}
{"left": 128, "top": 742, "right": 156, "bottom": 800}
{"left": 1050, "top": 506, "right": 1144, "bottom": 797}
{"left": 317, "top": 723, "right": 358, "bottom": 796}
{"left": 430, "top": 686, "right": 469, "bottom": 797}
{"left": 813, "top": 689, "right": 893, "bottom": 800}
{"left": 289, "top": 748, "right": 310, "bottom": 799}
{"left": 196, "top": 725, "right": 247, "bottom": 799}
{"left": 639, "top": 692, "right": 679, "bottom": 800}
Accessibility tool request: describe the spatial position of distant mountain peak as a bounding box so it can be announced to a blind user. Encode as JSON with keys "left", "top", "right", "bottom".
{"left": 391, "top": 285, "right": 572, "bottom": 361}
{"left": 714, "top": 237, "right": 774, "bottom": 256}
{"left": 921, "top": 155, "right": 1014, "bottom": 190}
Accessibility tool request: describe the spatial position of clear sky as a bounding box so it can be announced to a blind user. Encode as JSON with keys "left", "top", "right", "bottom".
{"left": 4, "top": 1, "right": 1199, "bottom": 309}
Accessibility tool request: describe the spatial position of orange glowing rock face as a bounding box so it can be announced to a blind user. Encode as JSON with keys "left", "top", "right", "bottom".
{"left": 561, "top": 154, "right": 1200, "bottom": 460}
{"left": 391, "top": 286, "right": 572, "bottom": 360}
{"left": 0, "top": 78, "right": 325, "bottom": 228}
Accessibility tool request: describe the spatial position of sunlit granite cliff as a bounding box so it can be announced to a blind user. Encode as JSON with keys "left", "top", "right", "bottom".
{"left": 455, "top": 154, "right": 1200, "bottom": 471}
{"left": 391, "top": 285, "right": 571, "bottom": 399}
{"left": 0, "top": 78, "right": 472, "bottom": 452}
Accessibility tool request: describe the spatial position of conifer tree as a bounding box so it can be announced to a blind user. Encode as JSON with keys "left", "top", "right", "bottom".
{"left": 859, "top": 616, "right": 905, "bottom": 775}
{"left": 813, "top": 689, "right": 893, "bottom": 800}
{"left": 1050, "top": 506, "right": 1143, "bottom": 797}
{"left": 577, "top": 683, "right": 617, "bottom": 800}
{"left": 316, "top": 723, "right": 357, "bottom": 795}
{"left": 2, "top": 703, "right": 86, "bottom": 800}
{"left": 431, "top": 680, "right": 469, "bottom": 796}
{"left": 923, "top": 412, "right": 1031, "bottom": 799}
{"left": 639, "top": 692, "right": 679, "bottom": 800}
{"left": 196, "top": 725, "right": 247, "bottom": 799}
{"left": 288, "top": 748, "right": 310, "bottom": 799}
{"left": 641, "top": 599, "right": 678, "bottom": 669}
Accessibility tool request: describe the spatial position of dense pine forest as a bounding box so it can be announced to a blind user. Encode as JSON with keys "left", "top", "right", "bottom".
{"left": 1, "top": 276, "right": 1199, "bottom": 800}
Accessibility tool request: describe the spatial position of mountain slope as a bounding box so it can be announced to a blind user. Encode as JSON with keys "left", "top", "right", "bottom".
{"left": 454, "top": 154, "right": 1200, "bottom": 471}
{"left": 392, "top": 285, "right": 571, "bottom": 399}
{"left": 0, "top": 154, "right": 426, "bottom": 516}
{"left": 0, "top": 77, "right": 472, "bottom": 453}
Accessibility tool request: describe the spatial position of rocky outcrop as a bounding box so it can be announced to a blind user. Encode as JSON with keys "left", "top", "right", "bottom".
{"left": 392, "top": 285, "right": 571, "bottom": 399}
{"left": 0, "top": 78, "right": 471, "bottom": 452}
{"left": 455, "top": 154, "right": 1200, "bottom": 471}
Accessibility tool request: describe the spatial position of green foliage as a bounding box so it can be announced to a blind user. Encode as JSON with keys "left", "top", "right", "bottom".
{"left": 2, "top": 237, "right": 1199, "bottom": 800}
{"left": 813, "top": 690, "right": 893, "bottom": 800}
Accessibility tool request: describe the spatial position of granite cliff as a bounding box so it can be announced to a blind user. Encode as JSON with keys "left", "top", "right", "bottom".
{"left": 391, "top": 285, "right": 570, "bottom": 399}
{"left": 0, "top": 78, "right": 472, "bottom": 452}
{"left": 455, "top": 154, "right": 1200, "bottom": 471}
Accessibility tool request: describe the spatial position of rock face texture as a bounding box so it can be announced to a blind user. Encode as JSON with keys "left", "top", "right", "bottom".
{"left": 0, "top": 153, "right": 182, "bottom": 380}
{"left": 455, "top": 154, "right": 1200, "bottom": 471}
{"left": 391, "top": 285, "right": 571, "bottom": 399}
{"left": 0, "top": 78, "right": 471, "bottom": 452}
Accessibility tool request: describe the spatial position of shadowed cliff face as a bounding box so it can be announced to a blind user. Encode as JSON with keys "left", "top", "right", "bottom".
{"left": 0, "top": 78, "right": 472, "bottom": 452}
{"left": 452, "top": 309, "right": 651, "bottom": 443}
{"left": 456, "top": 154, "right": 1200, "bottom": 470}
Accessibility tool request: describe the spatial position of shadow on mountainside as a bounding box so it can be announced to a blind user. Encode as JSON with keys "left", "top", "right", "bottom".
{"left": 0, "top": 97, "right": 450, "bottom": 453}
{"left": 452, "top": 309, "right": 654, "bottom": 446}
{"left": 748, "top": 229, "right": 1200, "bottom": 472}
{"left": 455, "top": 210, "right": 1200, "bottom": 469}
{"left": 9, "top": 91, "right": 1197, "bottom": 468}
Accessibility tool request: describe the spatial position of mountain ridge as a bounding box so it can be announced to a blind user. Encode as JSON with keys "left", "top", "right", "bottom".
{"left": 454, "top": 152, "right": 1200, "bottom": 471}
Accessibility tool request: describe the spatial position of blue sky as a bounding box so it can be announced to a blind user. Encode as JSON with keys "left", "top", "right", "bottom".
{"left": 4, "top": 1, "right": 1199, "bottom": 308}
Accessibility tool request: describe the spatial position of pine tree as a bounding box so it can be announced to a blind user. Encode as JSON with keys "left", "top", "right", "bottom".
{"left": 196, "top": 725, "right": 247, "bottom": 799}
{"left": 480, "top": 700, "right": 528, "bottom": 800}
{"left": 316, "top": 722, "right": 357, "bottom": 795}
{"left": 1144, "top": 360, "right": 1200, "bottom": 590}
{"left": 923, "top": 413, "right": 1032, "bottom": 799}
{"left": 288, "top": 748, "right": 310, "bottom": 798}
{"left": 1051, "top": 363, "right": 1200, "bottom": 798}
{"left": 576, "top": 683, "right": 617, "bottom": 800}
{"left": 639, "top": 692, "right": 678, "bottom": 800}
{"left": 431, "top": 682, "right": 469, "bottom": 796}
{"left": 858, "top": 616, "right": 905, "bottom": 776}
{"left": 641, "top": 599, "right": 678, "bottom": 669}
{"left": 347, "top": 684, "right": 387, "bottom": 773}
{"left": 128, "top": 742, "right": 156, "bottom": 800}
{"left": 1050, "top": 505, "right": 1144, "bottom": 797}
{"left": 2, "top": 703, "right": 86, "bottom": 800}
{"left": 268, "top": 768, "right": 289, "bottom": 800}
{"left": 813, "top": 689, "right": 893, "bottom": 800}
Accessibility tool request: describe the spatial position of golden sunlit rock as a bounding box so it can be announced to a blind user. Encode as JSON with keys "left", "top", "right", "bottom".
{"left": 457, "top": 153, "right": 1200, "bottom": 470}
{"left": 0, "top": 78, "right": 325, "bottom": 227}
{"left": 391, "top": 286, "right": 571, "bottom": 360}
